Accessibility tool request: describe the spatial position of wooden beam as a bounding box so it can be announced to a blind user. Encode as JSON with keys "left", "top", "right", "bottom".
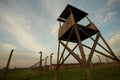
{"left": 74, "top": 26, "right": 92, "bottom": 80}
{"left": 58, "top": 28, "right": 73, "bottom": 65}
{"left": 100, "top": 34, "right": 120, "bottom": 61}
{"left": 87, "top": 32, "right": 100, "bottom": 67}
{"left": 82, "top": 44, "right": 115, "bottom": 60}
{"left": 56, "top": 44, "right": 79, "bottom": 69}
{"left": 74, "top": 26, "right": 86, "bottom": 63}
{"left": 60, "top": 41, "right": 84, "bottom": 65}
{"left": 80, "top": 28, "right": 111, "bottom": 54}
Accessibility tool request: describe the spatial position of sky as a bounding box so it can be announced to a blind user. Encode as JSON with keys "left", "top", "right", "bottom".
{"left": 0, "top": 0, "right": 120, "bottom": 68}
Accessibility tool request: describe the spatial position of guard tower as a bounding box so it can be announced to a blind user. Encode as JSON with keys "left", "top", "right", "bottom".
{"left": 56, "top": 4, "right": 119, "bottom": 80}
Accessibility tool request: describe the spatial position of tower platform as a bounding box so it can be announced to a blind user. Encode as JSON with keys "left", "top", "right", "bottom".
{"left": 59, "top": 23, "right": 99, "bottom": 42}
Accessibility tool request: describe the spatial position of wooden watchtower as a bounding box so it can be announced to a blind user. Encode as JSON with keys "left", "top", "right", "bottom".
{"left": 56, "top": 4, "right": 119, "bottom": 80}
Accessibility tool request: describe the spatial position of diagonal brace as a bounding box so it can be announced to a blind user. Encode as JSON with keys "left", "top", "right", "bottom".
{"left": 56, "top": 44, "right": 78, "bottom": 70}
{"left": 60, "top": 40, "right": 84, "bottom": 65}
{"left": 87, "top": 32, "right": 100, "bottom": 67}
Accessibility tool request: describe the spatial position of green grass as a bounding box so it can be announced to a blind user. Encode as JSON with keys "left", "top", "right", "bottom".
{"left": 0, "top": 64, "right": 120, "bottom": 80}
{"left": 91, "top": 64, "right": 120, "bottom": 80}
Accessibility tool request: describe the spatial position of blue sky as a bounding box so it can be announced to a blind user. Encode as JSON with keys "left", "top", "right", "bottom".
{"left": 0, "top": 0, "right": 120, "bottom": 68}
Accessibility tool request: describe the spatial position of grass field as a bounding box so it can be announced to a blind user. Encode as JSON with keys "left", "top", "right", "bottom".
{"left": 0, "top": 64, "right": 120, "bottom": 80}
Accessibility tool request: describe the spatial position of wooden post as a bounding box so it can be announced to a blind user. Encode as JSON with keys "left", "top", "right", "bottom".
{"left": 74, "top": 26, "right": 92, "bottom": 80}
{"left": 50, "top": 53, "right": 53, "bottom": 70}
{"left": 88, "top": 54, "right": 93, "bottom": 68}
{"left": 45, "top": 56, "right": 48, "bottom": 70}
{"left": 56, "top": 21, "right": 61, "bottom": 80}
{"left": 4, "top": 49, "right": 14, "bottom": 80}
{"left": 39, "top": 51, "right": 42, "bottom": 72}
{"left": 57, "top": 41, "right": 60, "bottom": 64}
{"left": 97, "top": 55, "right": 101, "bottom": 63}
{"left": 62, "top": 55, "right": 65, "bottom": 73}
{"left": 106, "top": 56, "right": 109, "bottom": 64}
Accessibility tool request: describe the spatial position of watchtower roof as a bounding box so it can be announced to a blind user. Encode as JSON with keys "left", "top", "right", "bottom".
{"left": 58, "top": 4, "right": 88, "bottom": 22}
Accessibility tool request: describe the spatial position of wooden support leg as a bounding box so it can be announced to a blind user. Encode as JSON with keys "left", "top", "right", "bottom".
{"left": 85, "top": 67, "right": 92, "bottom": 80}
{"left": 57, "top": 28, "right": 73, "bottom": 65}
{"left": 97, "top": 55, "right": 101, "bottom": 63}
{"left": 74, "top": 26, "right": 92, "bottom": 80}
{"left": 87, "top": 32, "right": 100, "bottom": 67}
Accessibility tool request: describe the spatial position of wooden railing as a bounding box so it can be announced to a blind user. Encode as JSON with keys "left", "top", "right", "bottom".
{"left": 59, "top": 14, "right": 75, "bottom": 39}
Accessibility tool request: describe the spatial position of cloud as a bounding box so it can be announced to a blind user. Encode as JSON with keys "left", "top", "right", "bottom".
{"left": 93, "top": 0, "right": 118, "bottom": 27}
{"left": 0, "top": 3, "right": 45, "bottom": 52}
{"left": 94, "top": 11, "right": 117, "bottom": 26}
{"left": 0, "top": 43, "right": 16, "bottom": 50}
{"left": 110, "top": 32, "right": 120, "bottom": 51}
{"left": 44, "top": 0, "right": 65, "bottom": 18}
{"left": 110, "top": 32, "right": 120, "bottom": 45}
{"left": 0, "top": 0, "right": 59, "bottom": 68}
{"left": 49, "top": 22, "right": 59, "bottom": 38}
{"left": 107, "top": 0, "right": 119, "bottom": 5}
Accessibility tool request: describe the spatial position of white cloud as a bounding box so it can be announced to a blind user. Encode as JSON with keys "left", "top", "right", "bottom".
{"left": 93, "top": 0, "right": 118, "bottom": 28}
{"left": 92, "top": 0, "right": 120, "bottom": 27}
{"left": 107, "top": 0, "right": 119, "bottom": 5}
{"left": 109, "top": 32, "right": 120, "bottom": 52}
{"left": 49, "top": 22, "right": 59, "bottom": 38}
{"left": 110, "top": 32, "right": 120, "bottom": 45}
{"left": 0, "top": 1, "right": 59, "bottom": 68}
{"left": 0, "top": 6, "right": 45, "bottom": 52}
{"left": 44, "top": 0, "right": 65, "bottom": 18}
{"left": 94, "top": 11, "right": 117, "bottom": 26}
{"left": 0, "top": 43, "right": 16, "bottom": 50}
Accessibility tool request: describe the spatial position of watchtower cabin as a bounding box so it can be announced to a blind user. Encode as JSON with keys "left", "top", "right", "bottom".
{"left": 56, "top": 4, "right": 119, "bottom": 80}
{"left": 57, "top": 4, "right": 99, "bottom": 42}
